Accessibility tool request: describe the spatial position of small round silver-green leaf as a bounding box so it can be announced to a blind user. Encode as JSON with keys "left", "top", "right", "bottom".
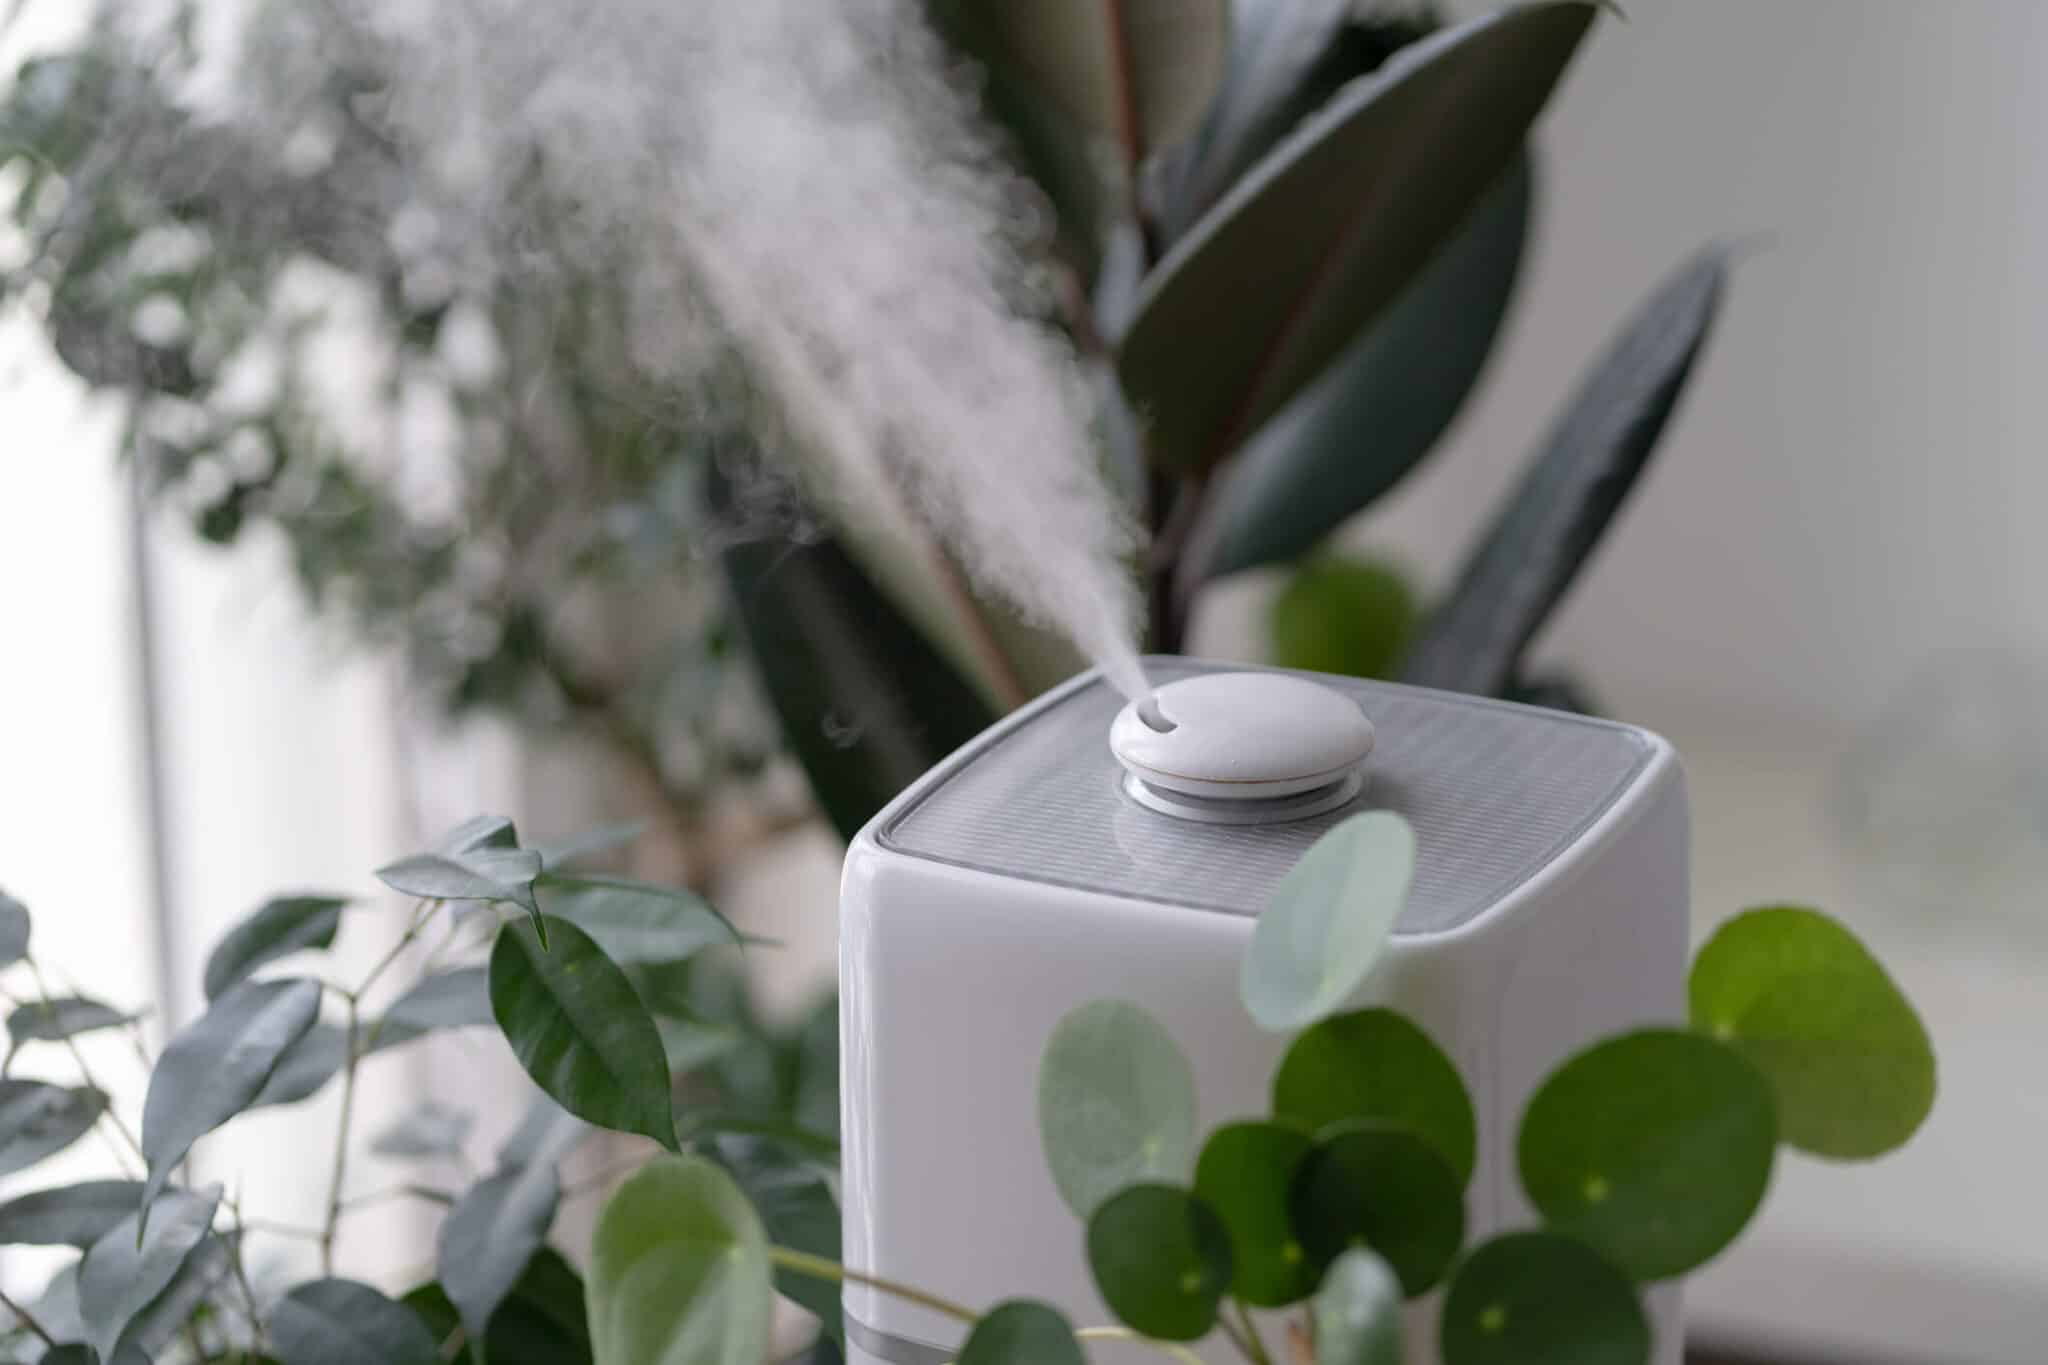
{"left": 1440, "top": 1232, "right": 1649, "bottom": 1365}
{"left": 586, "top": 1155, "right": 772, "bottom": 1365}
{"left": 957, "top": 1300, "right": 1085, "bottom": 1365}
{"left": 1312, "top": 1247, "right": 1404, "bottom": 1365}
{"left": 1086, "top": 1184, "right": 1233, "bottom": 1342}
{"left": 1192, "top": 1120, "right": 1315, "bottom": 1306}
{"left": 1038, "top": 1000, "right": 1198, "bottom": 1219}
{"left": 1289, "top": 1122, "right": 1463, "bottom": 1296}
{"left": 1241, "top": 812, "right": 1415, "bottom": 1032}
{"left": 1518, "top": 1029, "right": 1776, "bottom": 1281}
{"left": 273, "top": 1278, "right": 441, "bottom": 1365}
{"left": 1273, "top": 1009, "right": 1475, "bottom": 1185}
{"left": 1689, "top": 906, "right": 1934, "bottom": 1159}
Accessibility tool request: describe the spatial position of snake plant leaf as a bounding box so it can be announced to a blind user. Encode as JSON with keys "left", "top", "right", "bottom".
{"left": 140, "top": 978, "right": 321, "bottom": 1218}
{"left": 587, "top": 1155, "right": 773, "bottom": 1365}
{"left": 958, "top": 1300, "right": 1086, "bottom": 1365}
{"left": 1191, "top": 157, "right": 1532, "bottom": 582}
{"left": 718, "top": 495, "right": 995, "bottom": 843}
{"left": 202, "top": 894, "right": 349, "bottom": 1001}
{"left": 77, "top": 1184, "right": 220, "bottom": 1363}
{"left": 1401, "top": 246, "right": 1730, "bottom": 695}
{"left": 0, "top": 890, "right": 28, "bottom": 967}
{"left": 6, "top": 996, "right": 133, "bottom": 1047}
{"left": 274, "top": 1279, "right": 442, "bottom": 1365}
{"left": 1241, "top": 811, "right": 1414, "bottom": 1033}
{"left": 1038, "top": 1000, "right": 1199, "bottom": 1219}
{"left": 1118, "top": 4, "right": 1595, "bottom": 474}
{"left": 0, "top": 1180, "right": 147, "bottom": 1248}
{"left": 1439, "top": 1232, "right": 1649, "bottom": 1365}
{"left": 1312, "top": 1247, "right": 1405, "bottom": 1365}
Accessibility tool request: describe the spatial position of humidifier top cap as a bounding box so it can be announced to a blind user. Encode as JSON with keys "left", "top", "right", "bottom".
{"left": 1110, "top": 673, "right": 1374, "bottom": 803}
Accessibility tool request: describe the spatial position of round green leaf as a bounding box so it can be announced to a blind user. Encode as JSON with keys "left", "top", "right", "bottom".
{"left": 957, "top": 1300, "right": 1085, "bottom": 1365}
{"left": 1192, "top": 1121, "right": 1315, "bottom": 1306}
{"left": 1273, "top": 1008, "right": 1475, "bottom": 1186}
{"left": 587, "top": 1155, "right": 772, "bottom": 1365}
{"left": 1268, "top": 556, "right": 1420, "bottom": 679}
{"left": 1086, "top": 1184, "right": 1233, "bottom": 1342}
{"left": 1518, "top": 1029, "right": 1775, "bottom": 1281}
{"left": 1312, "top": 1248, "right": 1404, "bottom": 1365}
{"left": 272, "top": 1279, "right": 441, "bottom": 1365}
{"left": 489, "top": 916, "right": 678, "bottom": 1150}
{"left": 1289, "top": 1122, "right": 1464, "bottom": 1296}
{"left": 1689, "top": 906, "right": 1934, "bottom": 1159}
{"left": 1037, "top": 1000, "right": 1197, "bottom": 1219}
{"left": 1241, "top": 812, "right": 1415, "bottom": 1032}
{"left": 1440, "top": 1232, "right": 1649, "bottom": 1365}
{"left": 202, "top": 894, "right": 347, "bottom": 1001}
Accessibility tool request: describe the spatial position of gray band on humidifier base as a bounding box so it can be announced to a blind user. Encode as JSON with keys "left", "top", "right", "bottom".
{"left": 845, "top": 1313, "right": 952, "bottom": 1365}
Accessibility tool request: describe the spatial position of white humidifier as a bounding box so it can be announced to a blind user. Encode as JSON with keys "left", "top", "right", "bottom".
{"left": 839, "top": 659, "right": 1688, "bottom": 1365}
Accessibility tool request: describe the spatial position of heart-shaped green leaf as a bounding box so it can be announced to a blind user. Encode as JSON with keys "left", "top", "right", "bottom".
{"left": 439, "top": 1157, "right": 563, "bottom": 1354}
{"left": 1312, "top": 1247, "right": 1404, "bottom": 1365}
{"left": 587, "top": 1155, "right": 773, "bottom": 1365}
{"left": 141, "top": 978, "right": 321, "bottom": 1213}
{"left": 1241, "top": 811, "right": 1414, "bottom": 1032}
{"left": 202, "top": 894, "right": 348, "bottom": 1001}
{"left": 273, "top": 1279, "right": 441, "bottom": 1365}
{"left": 1119, "top": 4, "right": 1594, "bottom": 472}
{"left": 958, "top": 1300, "right": 1085, "bottom": 1365}
{"left": 1289, "top": 1122, "right": 1464, "bottom": 1297}
{"left": 6, "top": 997, "right": 133, "bottom": 1047}
{"left": 1439, "top": 1232, "right": 1648, "bottom": 1365}
{"left": 1193, "top": 155, "right": 1530, "bottom": 582}
{"left": 1272, "top": 1009, "right": 1475, "bottom": 1186}
{"left": 1266, "top": 556, "right": 1420, "bottom": 679}
{"left": 1690, "top": 906, "right": 1933, "bottom": 1159}
{"left": 1038, "top": 1000, "right": 1198, "bottom": 1219}
{"left": 0, "top": 1180, "right": 147, "bottom": 1248}
{"left": 0, "top": 1081, "right": 106, "bottom": 1178}
{"left": 0, "top": 890, "right": 29, "bottom": 967}
{"left": 489, "top": 917, "right": 678, "bottom": 1150}
{"left": 538, "top": 876, "right": 738, "bottom": 966}
{"left": 1400, "top": 246, "right": 1729, "bottom": 695}
{"left": 1518, "top": 1029, "right": 1775, "bottom": 1281}
{"left": 77, "top": 1184, "right": 219, "bottom": 1363}
{"left": 1192, "top": 1120, "right": 1315, "bottom": 1306}
{"left": 1086, "top": 1184, "right": 1233, "bottom": 1342}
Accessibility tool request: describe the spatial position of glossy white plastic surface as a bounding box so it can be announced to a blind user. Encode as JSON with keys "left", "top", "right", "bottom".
{"left": 1110, "top": 671, "right": 1374, "bottom": 800}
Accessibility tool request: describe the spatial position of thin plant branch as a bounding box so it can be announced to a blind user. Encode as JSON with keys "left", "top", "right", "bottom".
{"left": 766, "top": 1245, "right": 979, "bottom": 1327}
{"left": 0, "top": 1285, "right": 55, "bottom": 1349}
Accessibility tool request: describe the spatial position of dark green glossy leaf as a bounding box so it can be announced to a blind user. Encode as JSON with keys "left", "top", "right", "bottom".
{"left": 0, "top": 1082, "right": 108, "bottom": 1177}
{"left": 957, "top": 1300, "right": 1084, "bottom": 1365}
{"left": 7, "top": 997, "right": 132, "bottom": 1047}
{"left": 1241, "top": 812, "right": 1414, "bottom": 1032}
{"left": 1518, "top": 1028, "right": 1775, "bottom": 1280}
{"left": 1037, "top": 1000, "right": 1197, "bottom": 1219}
{"left": 1192, "top": 1120, "right": 1315, "bottom": 1306}
{"left": 716, "top": 491, "right": 995, "bottom": 843}
{"left": 372, "top": 1103, "right": 474, "bottom": 1162}
{"left": 539, "top": 876, "right": 737, "bottom": 966}
{"left": 0, "top": 1180, "right": 146, "bottom": 1247}
{"left": 1690, "top": 906, "right": 1933, "bottom": 1159}
{"left": 438, "top": 1158, "right": 562, "bottom": 1354}
{"left": 141, "top": 977, "right": 322, "bottom": 1214}
{"left": 202, "top": 895, "right": 348, "bottom": 1001}
{"left": 0, "top": 891, "right": 29, "bottom": 967}
{"left": 1193, "top": 157, "right": 1531, "bottom": 582}
{"left": 1272, "top": 1009, "right": 1476, "bottom": 1185}
{"left": 710, "top": 1137, "right": 842, "bottom": 1346}
{"left": 406, "top": 1250, "right": 595, "bottom": 1365}
{"left": 77, "top": 1184, "right": 219, "bottom": 1362}
{"left": 1290, "top": 1122, "right": 1464, "bottom": 1296}
{"left": 1439, "top": 1232, "right": 1649, "bottom": 1365}
{"left": 274, "top": 1278, "right": 440, "bottom": 1365}
{"left": 489, "top": 917, "right": 678, "bottom": 1149}
{"left": 1312, "top": 1247, "right": 1404, "bottom": 1365}
{"left": 1401, "top": 246, "right": 1730, "bottom": 695}
{"left": 1266, "top": 556, "right": 1420, "bottom": 680}
{"left": 1086, "top": 1184, "right": 1233, "bottom": 1342}
{"left": 1119, "top": 5, "right": 1594, "bottom": 472}
{"left": 587, "top": 1155, "right": 773, "bottom": 1365}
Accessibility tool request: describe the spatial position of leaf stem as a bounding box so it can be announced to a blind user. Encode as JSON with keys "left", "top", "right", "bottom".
{"left": 1076, "top": 1326, "right": 1206, "bottom": 1365}
{"left": 0, "top": 1284, "right": 55, "bottom": 1348}
{"left": 1231, "top": 1298, "right": 1274, "bottom": 1365}
{"left": 765, "top": 1245, "right": 979, "bottom": 1327}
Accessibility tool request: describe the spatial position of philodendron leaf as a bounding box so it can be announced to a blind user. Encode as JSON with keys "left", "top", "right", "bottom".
{"left": 140, "top": 977, "right": 322, "bottom": 1215}
{"left": 371, "top": 1102, "right": 474, "bottom": 1161}
{"left": 1272, "top": 1009, "right": 1475, "bottom": 1186}
{"left": 538, "top": 876, "right": 738, "bottom": 966}
{"left": 202, "top": 894, "right": 348, "bottom": 1000}
{"left": 0, "top": 1081, "right": 108, "bottom": 1177}
{"left": 1267, "top": 555, "right": 1420, "bottom": 680}
{"left": 6, "top": 997, "right": 131, "bottom": 1047}
{"left": 1086, "top": 1184, "right": 1233, "bottom": 1342}
{"left": 1518, "top": 1029, "right": 1776, "bottom": 1281}
{"left": 1400, "top": 246, "right": 1730, "bottom": 695}
{"left": 1191, "top": 156, "right": 1532, "bottom": 583}
{"left": 77, "top": 1184, "right": 219, "bottom": 1363}
{"left": 1192, "top": 1120, "right": 1315, "bottom": 1306}
{"left": 490, "top": 917, "right": 678, "bottom": 1149}
{"left": 1690, "top": 906, "right": 1934, "bottom": 1159}
{"left": 970, "top": 0, "right": 1227, "bottom": 151}
{"left": 1312, "top": 1247, "right": 1404, "bottom": 1365}
{"left": 439, "top": 1157, "right": 563, "bottom": 1354}
{"left": 273, "top": 1278, "right": 441, "bottom": 1365}
{"left": 1037, "top": 1000, "right": 1198, "bottom": 1219}
{"left": 1289, "top": 1122, "right": 1464, "bottom": 1297}
{"left": 957, "top": 1300, "right": 1085, "bottom": 1365}
{"left": 587, "top": 1155, "right": 773, "bottom": 1365}
{"left": 0, "top": 890, "right": 28, "bottom": 967}
{"left": 1119, "top": 4, "right": 1594, "bottom": 472}
{"left": 1439, "top": 1232, "right": 1649, "bottom": 1365}
{"left": 0, "top": 1180, "right": 147, "bottom": 1247}
{"left": 1240, "top": 811, "right": 1414, "bottom": 1032}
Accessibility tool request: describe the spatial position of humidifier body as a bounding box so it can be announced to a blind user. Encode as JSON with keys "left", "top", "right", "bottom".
{"left": 839, "top": 659, "right": 1688, "bottom": 1365}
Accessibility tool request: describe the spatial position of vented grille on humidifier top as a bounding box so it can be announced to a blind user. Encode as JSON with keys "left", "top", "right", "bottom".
{"left": 880, "top": 659, "right": 1656, "bottom": 934}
